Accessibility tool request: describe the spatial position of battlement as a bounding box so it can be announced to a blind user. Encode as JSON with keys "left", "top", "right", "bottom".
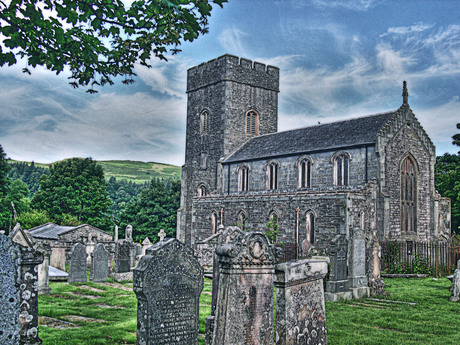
{"left": 187, "top": 54, "right": 280, "bottom": 92}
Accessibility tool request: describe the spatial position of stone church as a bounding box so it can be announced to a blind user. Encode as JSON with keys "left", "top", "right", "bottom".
{"left": 176, "top": 54, "right": 451, "bottom": 256}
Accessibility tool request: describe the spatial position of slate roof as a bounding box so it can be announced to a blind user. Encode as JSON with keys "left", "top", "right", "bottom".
{"left": 223, "top": 111, "right": 396, "bottom": 163}
{"left": 28, "top": 223, "right": 76, "bottom": 240}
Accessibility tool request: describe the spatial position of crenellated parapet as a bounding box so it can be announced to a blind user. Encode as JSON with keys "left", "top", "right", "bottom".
{"left": 187, "top": 54, "right": 279, "bottom": 92}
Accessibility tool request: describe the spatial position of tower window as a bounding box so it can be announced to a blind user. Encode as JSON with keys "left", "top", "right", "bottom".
{"left": 401, "top": 155, "right": 417, "bottom": 232}
{"left": 306, "top": 212, "right": 315, "bottom": 244}
{"left": 238, "top": 164, "right": 250, "bottom": 192}
{"left": 197, "top": 184, "right": 206, "bottom": 197}
{"left": 246, "top": 110, "right": 259, "bottom": 136}
{"left": 211, "top": 212, "right": 218, "bottom": 235}
{"left": 200, "top": 110, "right": 209, "bottom": 135}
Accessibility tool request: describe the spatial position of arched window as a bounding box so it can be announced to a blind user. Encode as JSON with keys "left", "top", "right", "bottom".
{"left": 360, "top": 211, "right": 365, "bottom": 230}
{"left": 296, "top": 157, "right": 313, "bottom": 188}
{"left": 401, "top": 155, "right": 417, "bottom": 232}
{"left": 200, "top": 110, "right": 209, "bottom": 135}
{"left": 266, "top": 161, "right": 279, "bottom": 190}
{"left": 211, "top": 212, "right": 218, "bottom": 235}
{"left": 246, "top": 110, "right": 259, "bottom": 136}
{"left": 333, "top": 152, "right": 350, "bottom": 186}
{"left": 306, "top": 212, "right": 315, "bottom": 244}
{"left": 237, "top": 210, "right": 247, "bottom": 230}
{"left": 197, "top": 184, "right": 206, "bottom": 197}
{"left": 238, "top": 164, "right": 250, "bottom": 192}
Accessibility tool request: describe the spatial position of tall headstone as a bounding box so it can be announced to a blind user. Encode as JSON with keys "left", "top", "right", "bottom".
{"left": 141, "top": 237, "right": 152, "bottom": 256}
{"left": 348, "top": 229, "right": 369, "bottom": 298}
{"left": 212, "top": 231, "right": 276, "bottom": 345}
{"left": 1, "top": 233, "right": 43, "bottom": 345}
{"left": 205, "top": 225, "right": 237, "bottom": 344}
{"left": 450, "top": 259, "right": 460, "bottom": 302}
{"left": 114, "top": 225, "right": 119, "bottom": 242}
{"left": 113, "top": 240, "right": 133, "bottom": 281}
{"left": 50, "top": 244, "right": 66, "bottom": 271}
{"left": 274, "top": 258, "right": 328, "bottom": 345}
{"left": 68, "top": 243, "right": 88, "bottom": 283}
{"left": 325, "top": 235, "right": 351, "bottom": 301}
{"left": 125, "top": 224, "right": 133, "bottom": 242}
{"left": 36, "top": 242, "right": 52, "bottom": 294}
{"left": 369, "top": 233, "right": 386, "bottom": 296}
{"left": 134, "top": 238, "right": 204, "bottom": 345}
{"left": 90, "top": 243, "right": 109, "bottom": 282}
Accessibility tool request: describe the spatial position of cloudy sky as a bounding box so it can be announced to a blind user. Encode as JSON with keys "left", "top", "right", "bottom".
{"left": 1, "top": 0, "right": 459, "bottom": 166}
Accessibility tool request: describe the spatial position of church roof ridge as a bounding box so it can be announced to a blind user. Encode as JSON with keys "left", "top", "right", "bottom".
{"left": 223, "top": 110, "right": 397, "bottom": 163}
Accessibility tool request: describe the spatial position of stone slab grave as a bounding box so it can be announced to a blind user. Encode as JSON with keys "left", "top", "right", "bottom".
{"left": 68, "top": 243, "right": 88, "bottom": 283}
{"left": 90, "top": 243, "right": 109, "bottom": 282}
{"left": 212, "top": 231, "right": 276, "bottom": 345}
{"left": 134, "top": 238, "right": 204, "bottom": 345}
{"left": 274, "top": 258, "right": 328, "bottom": 345}
{"left": 1, "top": 233, "right": 43, "bottom": 345}
{"left": 348, "top": 229, "right": 370, "bottom": 299}
{"left": 113, "top": 240, "right": 134, "bottom": 282}
{"left": 325, "top": 235, "right": 351, "bottom": 301}
{"left": 450, "top": 259, "right": 460, "bottom": 302}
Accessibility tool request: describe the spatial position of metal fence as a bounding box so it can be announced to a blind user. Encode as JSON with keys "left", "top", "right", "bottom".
{"left": 279, "top": 242, "right": 298, "bottom": 263}
{"left": 381, "top": 241, "right": 460, "bottom": 277}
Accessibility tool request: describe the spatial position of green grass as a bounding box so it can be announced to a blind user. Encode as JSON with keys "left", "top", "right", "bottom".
{"left": 38, "top": 277, "right": 459, "bottom": 344}
{"left": 9, "top": 159, "right": 181, "bottom": 183}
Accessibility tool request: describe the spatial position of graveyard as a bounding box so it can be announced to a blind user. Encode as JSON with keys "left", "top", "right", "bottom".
{"left": 34, "top": 277, "right": 458, "bottom": 345}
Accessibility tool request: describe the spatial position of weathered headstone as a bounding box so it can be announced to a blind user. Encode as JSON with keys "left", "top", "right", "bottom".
{"left": 369, "top": 233, "right": 386, "bottom": 296}
{"left": 68, "top": 243, "right": 88, "bottom": 283}
{"left": 348, "top": 229, "right": 369, "bottom": 298}
{"left": 90, "top": 243, "right": 109, "bottom": 282}
{"left": 212, "top": 231, "right": 276, "bottom": 345}
{"left": 113, "top": 240, "right": 133, "bottom": 281}
{"left": 325, "top": 235, "right": 351, "bottom": 301}
{"left": 141, "top": 237, "right": 152, "bottom": 256}
{"left": 158, "top": 228, "right": 167, "bottom": 241}
{"left": 450, "top": 259, "right": 460, "bottom": 302}
{"left": 125, "top": 224, "right": 133, "bottom": 242}
{"left": 274, "top": 258, "right": 328, "bottom": 345}
{"left": 205, "top": 225, "right": 236, "bottom": 344}
{"left": 134, "top": 238, "right": 204, "bottom": 345}
{"left": 1, "top": 233, "right": 43, "bottom": 345}
{"left": 50, "top": 244, "right": 66, "bottom": 271}
{"left": 36, "top": 242, "right": 52, "bottom": 294}
{"left": 114, "top": 225, "right": 119, "bottom": 242}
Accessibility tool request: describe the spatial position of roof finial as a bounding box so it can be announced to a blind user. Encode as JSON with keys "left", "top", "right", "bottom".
{"left": 402, "top": 81, "right": 408, "bottom": 105}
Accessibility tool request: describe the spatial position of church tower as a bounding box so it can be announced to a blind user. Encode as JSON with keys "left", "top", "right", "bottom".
{"left": 177, "top": 55, "right": 280, "bottom": 245}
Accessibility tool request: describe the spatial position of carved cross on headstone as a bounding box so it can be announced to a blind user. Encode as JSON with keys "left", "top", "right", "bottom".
{"left": 158, "top": 229, "right": 166, "bottom": 241}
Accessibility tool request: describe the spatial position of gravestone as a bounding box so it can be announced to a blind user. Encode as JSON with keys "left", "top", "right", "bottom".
{"left": 274, "top": 258, "right": 328, "bottom": 345}
{"left": 450, "top": 259, "right": 460, "bottom": 302}
{"left": 348, "top": 229, "right": 369, "bottom": 298}
{"left": 134, "top": 238, "right": 204, "bottom": 345}
{"left": 90, "top": 243, "right": 109, "bottom": 282}
{"left": 68, "top": 243, "right": 88, "bottom": 283}
{"left": 50, "top": 244, "right": 66, "bottom": 271}
{"left": 1, "top": 233, "right": 43, "bottom": 345}
{"left": 205, "top": 225, "right": 237, "bottom": 344}
{"left": 114, "top": 225, "right": 119, "bottom": 242}
{"left": 212, "top": 231, "right": 276, "bottom": 345}
{"left": 141, "top": 237, "right": 152, "bottom": 256}
{"left": 36, "top": 242, "right": 52, "bottom": 294}
{"left": 113, "top": 240, "right": 133, "bottom": 281}
{"left": 125, "top": 224, "right": 133, "bottom": 242}
{"left": 325, "top": 235, "right": 351, "bottom": 301}
{"left": 158, "top": 228, "right": 167, "bottom": 241}
{"left": 369, "top": 233, "right": 386, "bottom": 296}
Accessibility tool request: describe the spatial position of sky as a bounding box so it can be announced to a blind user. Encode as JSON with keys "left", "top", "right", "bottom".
{"left": 1, "top": 0, "right": 459, "bottom": 166}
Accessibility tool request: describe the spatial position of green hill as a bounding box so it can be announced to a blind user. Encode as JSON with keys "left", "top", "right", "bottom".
{"left": 9, "top": 159, "right": 181, "bottom": 183}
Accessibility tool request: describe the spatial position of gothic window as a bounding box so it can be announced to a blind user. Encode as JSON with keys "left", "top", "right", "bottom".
{"left": 360, "top": 211, "right": 365, "bottom": 230}
{"left": 200, "top": 153, "right": 208, "bottom": 170}
{"left": 266, "top": 161, "right": 279, "bottom": 190}
{"left": 401, "top": 155, "right": 417, "bottom": 232}
{"left": 296, "top": 157, "right": 313, "bottom": 188}
{"left": 333, "top": 152, "right": 350, "bottom": 186}
{"left": 197, "top": 184, "right": 206, "bottom": 197}
{"left": 211, "top": 212, "right": 218, "bottom": 235}
{"left": 237, "top": 210, "right": 247, "bottom": 230}
{"left": 246, "top": 110, "right": 259, "bottom": 136}
{"left": 200, "top": 110, "right": 209, "bottom": 135}
{"left": 306, "top": 212, "right": 315, "bottom": 244}
{"left": 238, "top": 164, "right": 250, "bottom": 192}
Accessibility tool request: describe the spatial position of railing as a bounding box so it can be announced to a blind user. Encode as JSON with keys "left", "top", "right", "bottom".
{"left": 381, "top": 241, "right": 460, "bottom": 277}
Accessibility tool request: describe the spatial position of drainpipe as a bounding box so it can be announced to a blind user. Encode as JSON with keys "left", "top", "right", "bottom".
{"left": 296, "top": 208, "right": 300, "bottom": 258}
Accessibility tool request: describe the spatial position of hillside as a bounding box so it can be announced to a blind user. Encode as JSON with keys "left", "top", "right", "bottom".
{"left": 8, "top": 159, "right": 181, "bottom": 183}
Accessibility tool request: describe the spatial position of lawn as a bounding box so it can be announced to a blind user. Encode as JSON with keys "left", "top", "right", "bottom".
{"left": 38, "top": 277, "right": 459, "bottom": 345}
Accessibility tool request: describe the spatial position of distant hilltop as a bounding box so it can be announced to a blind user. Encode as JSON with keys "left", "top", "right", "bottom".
{"left": 8, "top": 159, "right": 181, "bottom": 184}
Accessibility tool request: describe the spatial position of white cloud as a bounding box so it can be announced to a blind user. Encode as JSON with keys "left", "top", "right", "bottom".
{"left": 218, "top": 27, "right": 248, "bottom": 56}
{"left": 311, "top": 0, "right": 381, "bottom": 11}
{"left": 376, "top": 43, "right": 414, "bottom": 75}
{"left": 385, "top": 23, "right": 435, "bottom": 36}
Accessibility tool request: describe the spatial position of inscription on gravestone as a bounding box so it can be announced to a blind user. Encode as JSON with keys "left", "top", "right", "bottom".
{"left": 134, "top": 238, "right": 203, "bottom": 345}
{"left": 68, "top": 243, "right": 88, "bottom": 283}
{"left": 91, "top": 243, "right": 109, "bottom": 282}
